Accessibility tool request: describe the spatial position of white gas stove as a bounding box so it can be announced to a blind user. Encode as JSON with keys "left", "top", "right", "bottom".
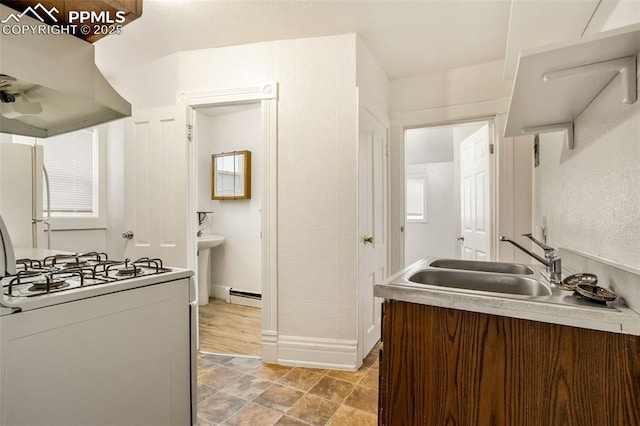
{"left": 1, "top": 252, "right": 185, "bottom": 313}
{"left": 0, "top": 228, "right": 196, "bottom": 425}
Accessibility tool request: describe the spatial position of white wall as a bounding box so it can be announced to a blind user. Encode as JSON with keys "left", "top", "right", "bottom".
{"left": 196, "top": 105, "right": 262, "bottom": 296}
{"left": 533, "top": 71, "right": 640, "bottom": 269}
{"left": 388, "top": 60, "right": 515, "bottom": 273}
{"left": 405, "top": 127, "right": 454, "bottom": 165}
{"left": 106, "top": 54, "right": 180, "bottom": 109}
{"left": 532, "top": 3, "right": 640, "bottom": 270}
{"left": 356, "top": 36, "right": 389, "bottom": 117}
{"left": 47, "top": 230, "right": 106, "bottom": 253}
{"left": 405, "top": 162, "right": 455, "bottom": 265}
{"left": 109, "top": 35, "right": 360, "bottom": 349}
{"left": 390, "top": 59, "right": 507, "bottom": 113}
{"left": 585, "top": 0, "right": 640, "bottom": 34}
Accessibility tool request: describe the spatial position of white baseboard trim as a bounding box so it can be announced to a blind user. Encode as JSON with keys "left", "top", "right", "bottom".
{"left": 277, "top": 335, "right": 358, "bottom": 371}
{"left": 212, "top": 285, "right": 230, "bottom": 302}
{"left": 261, "top": 330, "right": 277, "bottom": 363}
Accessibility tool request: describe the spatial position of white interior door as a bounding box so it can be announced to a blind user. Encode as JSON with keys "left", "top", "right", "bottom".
{"left": 358, "top": 108, "right": 388, "bottom": 361}
{"left": 124, "top": 106, "right": 188, "bottom": 268}
{"left": 459, "top": 123, "right": 491, "bottom": 260}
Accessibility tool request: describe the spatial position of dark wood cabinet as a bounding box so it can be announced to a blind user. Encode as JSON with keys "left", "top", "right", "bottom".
{"left": 379, "top": 300, "right": 640, "bottom": 425}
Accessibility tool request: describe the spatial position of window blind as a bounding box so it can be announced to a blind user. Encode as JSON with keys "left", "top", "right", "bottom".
{"left": 39, "top": 130, "right": 95, "bottom": 214}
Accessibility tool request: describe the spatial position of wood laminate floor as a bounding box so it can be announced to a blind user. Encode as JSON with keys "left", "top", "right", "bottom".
{"left": 198, "top": 297, "right": 262, "bottom": 356}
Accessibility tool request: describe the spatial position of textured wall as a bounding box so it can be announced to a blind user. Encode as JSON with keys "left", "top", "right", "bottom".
{"left": 356, "top": 35, "right": 389, "bottom": 116}
{"left": 177, "top": 35, "right": 359, "bottom": 341}
{"left": 389, "top": 59, "right": 505, "bottom": 113}
{"left": 533, "top": 71, "right": 640, "bottom": 269}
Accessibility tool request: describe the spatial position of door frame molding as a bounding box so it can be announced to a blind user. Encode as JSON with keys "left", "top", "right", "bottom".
{"left": 395, "top": 113, "right": 498, "bottom": 270}
{"left": 177, "top": 83, "right": 279, "bottom": 362}
{"left": 390, "top": 102, "right": 500, "bottom": 274}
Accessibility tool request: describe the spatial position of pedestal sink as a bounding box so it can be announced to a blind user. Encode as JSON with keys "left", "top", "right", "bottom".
{"left": 197, "top": 234, "right": 225, "bottom": 306}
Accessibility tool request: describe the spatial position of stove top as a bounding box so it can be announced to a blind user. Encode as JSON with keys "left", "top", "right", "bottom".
{"left": 2, "top": 252, "right": 172, "bottom": 300}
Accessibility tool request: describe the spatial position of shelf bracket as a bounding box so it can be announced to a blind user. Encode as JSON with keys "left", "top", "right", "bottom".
{"left": 197, "top": 211, "right": 213, "bottom": 226}
{"left": 522, "top": 122, "right": 574, "bottom": 150}
{"left": 543, "top": 55, "right": 637, "bottom": 105}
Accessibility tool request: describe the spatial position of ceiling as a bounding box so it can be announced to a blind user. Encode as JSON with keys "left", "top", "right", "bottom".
{"left": 94, "top": 0, "right": 513, "bottom": 80}
{"left": 94, "top": 0, "right": 606, "bottom": 84}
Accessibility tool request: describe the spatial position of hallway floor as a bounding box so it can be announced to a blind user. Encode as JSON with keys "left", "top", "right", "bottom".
{"left": 197, "top": 349, "right": 379, "bottom": 425}
{"left": 199, "top": 297, "right": 262, "bottom": 356}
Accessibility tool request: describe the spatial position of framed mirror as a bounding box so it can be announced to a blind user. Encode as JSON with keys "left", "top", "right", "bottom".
{"left": 211, "top": 150, "right": 251, "bottom": 200}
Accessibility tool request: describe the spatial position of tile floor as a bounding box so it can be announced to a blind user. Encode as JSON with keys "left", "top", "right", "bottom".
{"left": 197, "top": 348, "right": 379, "bottom": 425}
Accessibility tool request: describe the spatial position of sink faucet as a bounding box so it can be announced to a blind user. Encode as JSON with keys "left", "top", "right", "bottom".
{"left": 197, "top": 229, "right": 204, "bottom": 237}
{"left": 500, "top": 233, "right": 562, "bottom": 285}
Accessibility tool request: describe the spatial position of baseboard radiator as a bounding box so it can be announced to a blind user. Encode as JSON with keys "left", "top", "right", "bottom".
{"left": 229, "top": 289, "right": 261, "bottom": 300}
{"left": 229, "top": 289, "right": 261, "bottom": 308}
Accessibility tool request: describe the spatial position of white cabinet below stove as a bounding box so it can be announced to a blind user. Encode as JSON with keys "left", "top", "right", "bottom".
{"left": 0, "top": 277, "right": 193, "bottom": 425}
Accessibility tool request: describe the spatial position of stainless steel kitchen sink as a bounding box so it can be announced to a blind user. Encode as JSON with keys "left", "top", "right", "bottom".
{"left": 429, "top": 259, "right": 535, "bottom": 275}
{"left": 408, "top": 269, "right": 551, "bottom": 296}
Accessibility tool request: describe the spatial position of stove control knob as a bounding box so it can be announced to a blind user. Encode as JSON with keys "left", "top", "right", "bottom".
{"left": 122, "top": 231, "right": 134, "bottom": 240}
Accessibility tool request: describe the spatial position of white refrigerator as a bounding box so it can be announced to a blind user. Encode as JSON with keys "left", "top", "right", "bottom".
{"left": 0, "top": 143, "right": 50, "bottom": 253}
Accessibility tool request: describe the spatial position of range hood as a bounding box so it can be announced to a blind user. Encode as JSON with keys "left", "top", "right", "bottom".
{"left": 0, "top": 4, "right": 131, "bottom": 138}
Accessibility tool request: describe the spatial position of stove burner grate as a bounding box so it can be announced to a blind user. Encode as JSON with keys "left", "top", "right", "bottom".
{"left": 28, "top": 279, "right": 70, "bottom": 292}
{"left": 116, "top": 266, "right": 141, "bottom": 276}
{"left": 63, "top": 260, "right": 89, "bottom": 268}
{"left": 3, "top": 253, "right": 172, "bottom": 299}
{"left": 15, "top": 270, "right": 84, "bottom": 295}
{"left": 16, "top": 259, "right": 43, "bottom": 270}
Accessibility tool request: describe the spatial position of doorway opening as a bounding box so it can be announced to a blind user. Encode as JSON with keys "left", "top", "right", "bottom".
{"left": 182, "top": 83, "right": 277, "bottom": 363}
{"left": 194, "top": 102, "right": 262, "bottom": 357}
{"left": 403, "top": 120, "right": 495, "bottom": 267}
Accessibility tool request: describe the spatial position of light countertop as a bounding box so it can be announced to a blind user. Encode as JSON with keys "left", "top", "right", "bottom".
{"left": 375, "top": 257, "right": 640, "bottom": 336}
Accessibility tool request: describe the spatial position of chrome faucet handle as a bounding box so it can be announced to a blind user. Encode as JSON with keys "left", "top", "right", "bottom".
{"left": 521, "top": 233, "right": 555, "bottom": 255}
{"left": 499, "top": 235, "right": 548, "bottom": 266}
{"left": 501, "top": 234, "right": 562, "bottom": 285}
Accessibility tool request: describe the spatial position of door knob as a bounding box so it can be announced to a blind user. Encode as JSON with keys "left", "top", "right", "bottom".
{"left": 363, "top": 235, "right": 374, "bottom": 245}
{"left": 122, "top": 231, "right": 134, "bottom": 240}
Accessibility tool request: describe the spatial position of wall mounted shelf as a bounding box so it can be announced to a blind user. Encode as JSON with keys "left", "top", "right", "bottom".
{"left": 505, "top": 23, "right": 640, "bottom": 149}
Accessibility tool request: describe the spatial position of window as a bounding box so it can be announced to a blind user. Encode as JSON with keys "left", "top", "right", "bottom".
{"left": 406, "top": 174, "right": 428, "bottom": 223}
{"left": 37, "top": 128, "right": 106, "bottom": 229}
{"left": 39, "top": 129, "right": 96, "bottom": 215}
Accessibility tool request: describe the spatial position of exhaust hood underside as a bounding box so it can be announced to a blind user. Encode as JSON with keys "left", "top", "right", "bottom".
{"left": 0, "top": 73, "right": 130, "bottom": 138}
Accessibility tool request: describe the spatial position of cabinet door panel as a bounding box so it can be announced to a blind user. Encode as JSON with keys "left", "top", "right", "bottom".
{"left": 380, "top": 301, "right": 640, "bottom": 426}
